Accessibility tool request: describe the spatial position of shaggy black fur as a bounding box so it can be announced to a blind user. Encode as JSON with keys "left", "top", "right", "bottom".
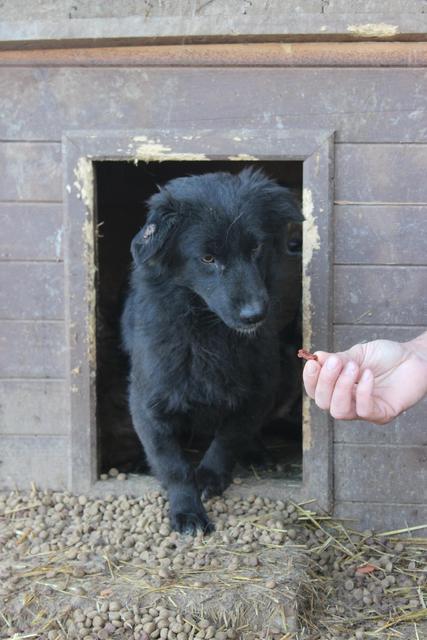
{"left": 121, "top": 168, "right": 302, "bottom": 534}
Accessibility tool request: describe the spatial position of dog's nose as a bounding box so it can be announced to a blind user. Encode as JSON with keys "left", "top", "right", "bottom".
{"left": 239, "top": 301, "right": 268, "bottom": 325}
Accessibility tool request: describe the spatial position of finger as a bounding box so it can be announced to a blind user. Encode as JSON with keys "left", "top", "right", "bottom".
{"left": 313, "top": 351, "right": 332, "bottom": 366}
{"left": 329, "top": 361, "right": 359, "bottom": 420}
{"left": 356, "top": 369, "right": 393, "bottom": 424}
{"left": 314, "top": 355, "right": 345, "bottom": 410}
{"left": 302, "top": 360, "right": 322, "bottom": 398}
{"left": 355, "top": 369, "right": 379, "bottom": 421}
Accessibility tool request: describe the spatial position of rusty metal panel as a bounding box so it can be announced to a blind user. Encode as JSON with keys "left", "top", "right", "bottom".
{"left": 334, "top": 443, "right": 427, "bottom": 503}
{"left": 334, "top": 502, "right": 427, "bottom": 534}
{"left": 0, "top": 143, "right": 62, "bottom": 201}
{"left": 1, "top": 68, "right": 427, "bottom": 144}
{"left": 334, "top": 397, "right": 427, "bottom": 446}
{"left": 0, "top": 204, "right": 64, "bottom": 260}
{"left": 0, "top": 263, "right": 64, "bottom": 320}
{"left": 0, "top": 380, "right": 67, "bottom": 435}
{"left": 0, "top": 321, "right": 66, "bottom": 378}
{"left": 335, "top": 205, "right": 427, "bottom": 265}
{"left": 334, "top": 266, "right": 427, "bottom": 325}
{"left": 336, "top": 144, "right": 427, "bottom": 202}
{"left": 0, "top": 435, "right": 69, "bottom": 489}
{"left": 3, "top": 43, "right": 427, "bottom": 67}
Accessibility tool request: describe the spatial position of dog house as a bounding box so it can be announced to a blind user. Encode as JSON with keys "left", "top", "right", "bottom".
{"left": 0, "top": 2, "right": 426, "bottom": 533}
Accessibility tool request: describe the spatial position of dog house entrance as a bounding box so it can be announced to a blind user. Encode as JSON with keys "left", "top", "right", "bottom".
{"left": 65, "top": 129, "right": 333, "bottom": 509}
{"left": 95, "top": 160, "right": 303, "bottom": 487}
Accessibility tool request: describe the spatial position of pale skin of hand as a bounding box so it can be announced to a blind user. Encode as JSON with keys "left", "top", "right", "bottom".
{"left": 302, "top": 332, "right": 427, "bottom": 424}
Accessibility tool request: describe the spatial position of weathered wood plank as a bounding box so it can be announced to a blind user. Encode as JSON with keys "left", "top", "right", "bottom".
{"left": 334, "top": 205, "right": 427, "bottom": 265}
{"left": 0, "top": 435, "right": 69, "bottom": 489}
{"left": 325, "top": 0, "right": 425, "bottom": 12}
{"left": 334, "top": 444, "right": 427, "bottom": 503}
{"left": 1, "top": 13, "right": 425, "bottom": 48}
{"left": 4, "top": 43, "right": 427, "bottom": 68}
{"left": 335, "top": 145, "right": 427, "bottom": 203}
{"left": 0, "top": 204, "right": 64, "bottom": 260}
{"left": 0, "top": 143, "right": 62, "bottom": 201}
{"left": 0, "top": 380, "right": 67, "bottom": 435}
{"left": 333, "top": 324, "right": 426, "bottom": 351}
{"left": 0, "top": 0, "right": 321, "bottom": 21}
{"left": 334, "top": 397, "right": 427, "bottom": 446}
{"left": 0, "top": 263, "right": 64, "bottom": 320}
{"left": 0, "top": 321, "right": 66, "bottom": 378}
{"left": 334, "top": 501, "right": 427, "bottom": 533}
{"left": 334, "top": 266, "right": 427, "bottom": 325}
{"left": 1, "top": 69, "right": 427, "bottom": 143}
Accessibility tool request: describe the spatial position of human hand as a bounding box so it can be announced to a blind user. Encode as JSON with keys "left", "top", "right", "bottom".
{"left": 302, "top": 336, "right": 427, "bottom": 424}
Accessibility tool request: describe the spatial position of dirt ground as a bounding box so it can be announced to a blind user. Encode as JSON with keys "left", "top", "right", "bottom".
{"left": 0, "top": 485, "right": 426, "bottom": 640}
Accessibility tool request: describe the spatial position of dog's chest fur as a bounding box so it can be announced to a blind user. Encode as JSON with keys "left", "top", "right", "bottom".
{"left": 125, "top": 280, "right": 279, "bottom": 415}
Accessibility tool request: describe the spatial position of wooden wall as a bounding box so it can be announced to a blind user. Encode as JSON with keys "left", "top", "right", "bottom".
{"left": 0, "top": 47, "right": 426, "bottom": 529}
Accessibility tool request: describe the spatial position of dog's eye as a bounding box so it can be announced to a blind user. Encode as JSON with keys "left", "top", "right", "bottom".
{"left": 252, "top": 242, "right": 263, "bottom": 256}
{"left": 201, "top": 255, "right": 216, "bottom": 264}
{"left": 287, "top": 238, "right": 302, "bottom": 254}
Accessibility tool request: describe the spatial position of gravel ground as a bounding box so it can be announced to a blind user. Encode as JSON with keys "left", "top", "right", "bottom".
{"left": 0, "top": 486, "right": 426, "bottom": 640}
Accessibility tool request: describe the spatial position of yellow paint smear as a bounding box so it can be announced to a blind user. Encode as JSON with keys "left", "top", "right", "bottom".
{"left": 302, "top": 188, "right": 320, "bottom": 351}
{"left": 133, "top": 138, "right": 208, "bottom": 162}
{"left": 228, "top": 154, "right": 259, "bottom": 161}
{"left": 73, "top": 157, "right": 94, "bottom": 212}
{"left": 347, "top": 23, "right": 399, "bottom": 38}
{"left": 302, "top": 188, "right": 320, "bottom": 453}
{"left": 74, "top": 157, "right": 96, "bottom": 369}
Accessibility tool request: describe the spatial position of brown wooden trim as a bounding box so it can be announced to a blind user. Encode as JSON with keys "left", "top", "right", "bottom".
{"left": 2, "top": 42, "right": 427, "bottom": 67}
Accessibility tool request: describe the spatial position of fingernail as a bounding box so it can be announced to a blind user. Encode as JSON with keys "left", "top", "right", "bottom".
{"left": 326, "top": 356, "right": 339, "bottom": 371}
{"left": 344, "top": 361, "right": 357, "bottom": 376}
{"left": 305, "top": 360, "right": 318, "bottom": 376}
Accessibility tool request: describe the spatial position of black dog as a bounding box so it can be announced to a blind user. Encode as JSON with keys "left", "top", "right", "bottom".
{"left": 121, "top": 168, "right": 302, "bottom": 534}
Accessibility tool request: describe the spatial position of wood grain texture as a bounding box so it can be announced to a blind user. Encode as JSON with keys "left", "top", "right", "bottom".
{"left": 0, "top": 143, "right": 62, "bottom": 201}
{"left": 334, "top": 501, "right": 427, "bottom": 533}
{"left": 334, "top": 266, "right": 427, "bottom": 325}
{"left": 0, "top": 321, "right": 66, "bottom": 378}
{"left": 333, "top": 324, "right": 426, "bottom": 351}
{"left": 4, "top": 43, "right": 427, "bottom": 68}
{"left": 1, "top": 68, "right": 427, "bottom": 143}
{"left": 334, "top": 205, "right": 427, "bottom": 265}
{"left": 0, "top": 204, "right": 64, "bottom": 260}
{"left": 334, "top": 397, "right": 427, "bottom": 446}
{"left": 325, "top": 0, "right": 426, "bottom": 12}
{"left": 0, "top": 380, "right": 67, "bottom": 435}
{"left": 336, "top": 144, "right": 427, "bottom": 202}
{"left": 0, "top": 263, "right": 64, "bottom": 320}
{"left": 0, "top": 435, "right": 69, "bottom": 489}
{"left": 334, "top": 443, "right": 427, "bottom": 503}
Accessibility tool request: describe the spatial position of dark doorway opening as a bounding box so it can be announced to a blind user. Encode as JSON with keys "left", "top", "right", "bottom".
{"left": 94, "top": 160, "right": 303, "bottom": 484}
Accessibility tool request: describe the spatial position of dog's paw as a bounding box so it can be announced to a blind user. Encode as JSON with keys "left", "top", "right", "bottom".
{"left": 196, "top": 466, "right": 231, "bottom": 500}
{"left": 170, "top": 509, "right": 214, "bottom": 535}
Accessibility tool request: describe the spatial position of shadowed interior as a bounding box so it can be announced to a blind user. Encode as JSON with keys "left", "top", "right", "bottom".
{"left": 95, "top": 160, "right": 303, "bottom": 483}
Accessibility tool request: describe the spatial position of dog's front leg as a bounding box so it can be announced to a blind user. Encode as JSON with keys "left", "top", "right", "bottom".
{"left": 131, "top": 406, "right": 214, "bottom": 535}
{"left": 196, "top": 413, "right": 265, "bottom": 500}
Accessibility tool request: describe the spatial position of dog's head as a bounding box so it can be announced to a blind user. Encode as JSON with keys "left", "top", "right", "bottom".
{"left": 131, "top": 167, "right": 302, "bottom": 334}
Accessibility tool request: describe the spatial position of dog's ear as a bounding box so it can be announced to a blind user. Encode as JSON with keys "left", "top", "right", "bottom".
{"left": 269, "top": 185, "right": 303, "bottom": 225}
{"left": 238, "top": 167, "right": 303, "bottom": 226}
{"left": 131, "top": 189, "right": 179, "bottom": 266}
